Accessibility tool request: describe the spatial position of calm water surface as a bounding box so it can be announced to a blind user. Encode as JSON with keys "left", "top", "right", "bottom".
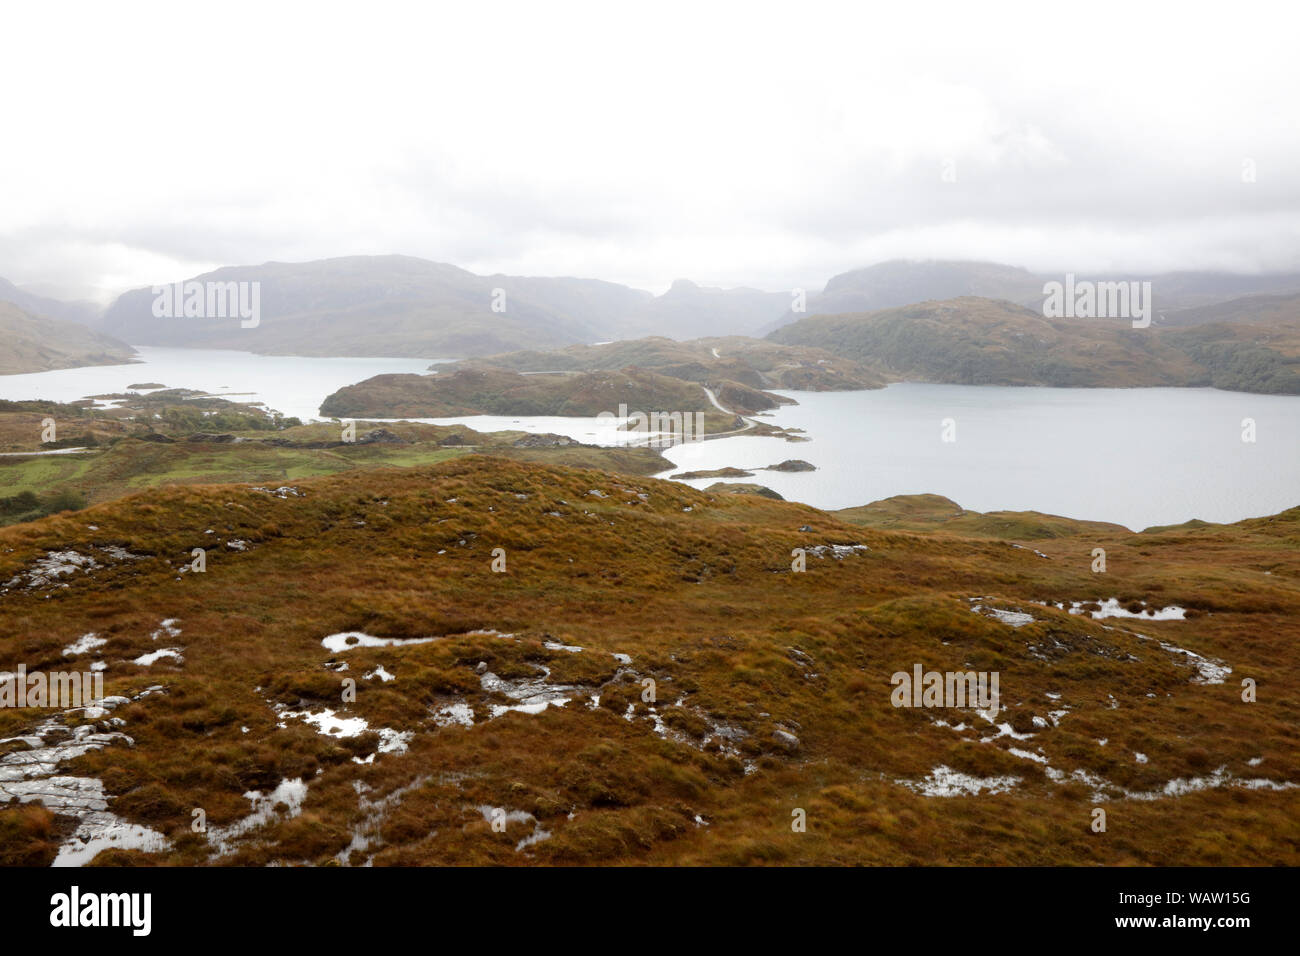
{"left": 0, "top": 347, "right": 437, "bottom": 422}
{"left": 658, "top": 384, "right": 1300, "bottom": 530}
{"left": 3, "top": 351, "right": 1295, "bottom": 529}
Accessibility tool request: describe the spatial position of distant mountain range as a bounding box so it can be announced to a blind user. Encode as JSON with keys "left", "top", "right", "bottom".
{"left": 91, "top": 256, "right": 1300, "bottom": 357}
{"left": 639, "top": 279, "right": 789, "bottom": 339}
{"left": 6, "top": 256, "right": 1300, "bottom": 372}
{"left": 761, "top": 260, "right": 1300, "bottom": 334}
{"left": 91, "top": 256, "right": 794, "bottom": 358}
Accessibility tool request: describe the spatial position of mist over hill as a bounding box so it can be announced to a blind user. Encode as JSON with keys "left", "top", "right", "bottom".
{"left": 763, "top": 260, "right": 1300, "bottom": 334}
{"left": 1155, "top": 290, "right": 1300, "bottom": 327}
{"left": 0, "top": 301, "right": 135, "bottom": 375}
{"left": 13, "top": 255, "right": 1300, "bottom": 371}
{"left": 95, "top": 256, "right": 794, "bottom": 357}
{"left": 0, "top": 275, "right": 101, "bottom": 327}
{"left": 769, "top": 295, "right": 1300, "bottom": 393}
{"left": 640, "top": 279, "right": 790, "bottom": 339}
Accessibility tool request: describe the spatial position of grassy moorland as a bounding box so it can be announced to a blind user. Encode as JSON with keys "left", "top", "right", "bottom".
{"left": 0, "top": 452, "right": 1296, "bottom": 866}
{"left": 836, "top": 494, "right": 1135, "bottom": 540}
{"left": 0, "top": 406, "right": 672, "bottom": 526}
{"left": 0, "top": 389, "right": 799, "bottom": 532}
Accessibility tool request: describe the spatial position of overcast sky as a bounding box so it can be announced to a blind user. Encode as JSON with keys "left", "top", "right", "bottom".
{"left": 2, "top": 0, "right": 1298, "bottom": 302}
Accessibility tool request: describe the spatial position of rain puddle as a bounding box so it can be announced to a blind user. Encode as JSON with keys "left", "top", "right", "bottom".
{"left": 432, "top": 701, "right": 475, "bottom": 728}
{"left": 150, "top": 619, "right": 182, "bottom": 641}
{"left": 1157, "top": 640, "right": 1231, "bottom": 684}
{"left": 1050, "top": 765, "right": 1298, "bottom": 802}
{"left": 0, "top": 687, "right": 171, "bottom": 866}
{"left": 133, "top": 648, "right": 183, "bottom": 666}
{"left": 335, "top": 776, "right": 430, "bottom": 866}
{"left": 476, "top": 804, "right": 551, "bottom": 852}
{"left": 896, "top": 765, "right": 1021, "bottom": 797}
{"left": 54, "top": 813, "right": 172, "bottom": 867}
{"left": 206, "top": 778, "right": 309, "bottom": 857}
{"left": 1, "top": 546, "right": 145, "bottom": 593}
{"left": 634, "top": 703, "right": 750, "bottom": 758}
{"left": 480, "top": 665, "right": 579, "bottom": 717}
{"left": 970, "top": 603, "right": 1037, "bottom": 628}
{"left": 251, "top": 485, "right": 303, "bottom": 498}
{"left": 1046, "top": 598, "right": 1188, "bottom": 621}
{"left": 543, "top": 641, "right": 583, "bottom": 653}
{"left": 63, "top": 633, "right": 106, "bottom": 657}
{"left": 321, "top": 632, "right": 437, "bottom": 652}
{"left": 805, "top": 544, "right": 870, "bottom": 559}
{"left": 275, "top": 705, "right": 411, "bottom": 761}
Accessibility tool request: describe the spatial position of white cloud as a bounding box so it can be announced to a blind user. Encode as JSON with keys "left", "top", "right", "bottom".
{"left": 1, "top": 0, "right": 1297, "bottom": 301}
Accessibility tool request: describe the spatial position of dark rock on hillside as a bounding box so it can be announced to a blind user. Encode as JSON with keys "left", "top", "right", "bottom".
{"left": 512, "top": 433, "right": 580, "bottom": 448}
{"left": 671, "top": 467, "right": 754, "bottom": 479}
{"left": 357, "top": 428, "right": 407, "bottom": 445}
{"left": 705, "top": 482, "right": 785, "bottom": 500}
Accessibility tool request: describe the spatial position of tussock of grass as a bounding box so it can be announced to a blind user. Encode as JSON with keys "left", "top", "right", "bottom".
{"left": 0, "top": 455, "right": 1297, "bottom": 865}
